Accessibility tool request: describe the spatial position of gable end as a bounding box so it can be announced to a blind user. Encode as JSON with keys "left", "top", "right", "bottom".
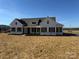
{"left": 17, "top": 19, "right": 27, "bottom": 26}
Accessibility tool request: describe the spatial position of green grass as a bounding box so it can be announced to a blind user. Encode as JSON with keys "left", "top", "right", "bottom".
{"left": 64, "top": 30, "right": 79, "bottom": 34}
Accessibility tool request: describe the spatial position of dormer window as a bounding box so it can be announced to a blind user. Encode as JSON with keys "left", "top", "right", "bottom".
{"left": 32, "top": 22, "right": 36, "bottom": 24}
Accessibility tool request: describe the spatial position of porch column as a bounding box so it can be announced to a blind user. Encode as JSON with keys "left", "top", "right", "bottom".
{"left": 47, "top": 27, "right": 49, "bottom": 32}
{"left": 55, "top": 26, "right": 56, "bottom": 35}
{"left": 62, "top": 27, "right": 63, "bottom": 33}
{"left": 16, "top": 27, "right": 17, "bottom": 33}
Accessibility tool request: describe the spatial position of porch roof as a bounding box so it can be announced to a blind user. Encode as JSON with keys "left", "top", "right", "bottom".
{"left": 24, "top": 26, "right": 41, "bottom": 28}
{"left": 56, "top": 22, "right": 64, "bottom": 26}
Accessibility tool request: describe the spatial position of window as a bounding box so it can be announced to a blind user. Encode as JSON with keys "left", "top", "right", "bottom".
{"left": 56, "top": 27, "right": 62, "bottom": 32}
{"left": 11, "top": 28, "right": 15, "bottom": 32}
{"left": 37, "top": 28, "right": 40, "bottom": 32}
{"left": 49, "top": 27, "right": 55, "bottom": 32}
{"left": 32, "top": 22, "right": 36, "bottom": 24}
{"left": 41, "top": 27, "right": 47, "bottom": 32}
{"left": 17, "top": 28, "right": 22, "bottom": 32}
{"left": 32, "top": 28, "right": 36, "bottom": 32}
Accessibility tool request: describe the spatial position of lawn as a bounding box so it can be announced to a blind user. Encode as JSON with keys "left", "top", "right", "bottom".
{"left": 0, "top": 33, "right": 79, "bottom": 59}
{"left": 64, "top": 30, "right": 79, "bottom": 34}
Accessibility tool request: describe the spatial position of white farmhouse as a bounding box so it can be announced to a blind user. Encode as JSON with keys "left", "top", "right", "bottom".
{"left": 10, "top": 16, "right": 64, "bottom": 35}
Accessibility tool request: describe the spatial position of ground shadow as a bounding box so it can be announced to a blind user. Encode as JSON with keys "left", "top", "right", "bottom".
{"left": 24, "top": 33, "right": 79, "bottom": 36}
{"left": 8, "top": 33, "right": 79, "bottom": 36}
{"left": 62, "top": 33, "right": 79, "bottom": 36}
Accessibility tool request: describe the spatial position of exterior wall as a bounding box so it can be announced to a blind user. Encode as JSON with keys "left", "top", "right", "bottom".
{"left": 40, "top": 31, "right": 56, "bottom": 35}
{"left": 10, "top": 20, "right": 23, "bottom": 34}
{"left": 56, "top": 32, "right": 63, "bottom": 35}
{"left": 40, "top": 32, "right": 56, "bottom": 35}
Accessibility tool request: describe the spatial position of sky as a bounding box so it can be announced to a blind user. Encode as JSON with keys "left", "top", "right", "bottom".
{"left": 0, "top": 0, "right": 79, "bottom": 27}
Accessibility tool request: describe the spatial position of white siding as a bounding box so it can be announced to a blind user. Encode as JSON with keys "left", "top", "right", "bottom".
{"left": 10, "top": 19, "right": 23, "bottom": 34}
{"left": 10, "top": 19, "right": 23, "bottom": 27}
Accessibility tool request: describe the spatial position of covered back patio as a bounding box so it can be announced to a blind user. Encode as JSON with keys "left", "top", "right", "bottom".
{"left": 23, "top": 26, "right": 63, "bottom": 35}
{"left": 10, "top": 26, "right": 63, "bottom": 35}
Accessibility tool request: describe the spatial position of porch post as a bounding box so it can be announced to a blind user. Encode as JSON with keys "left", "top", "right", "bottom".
{"left": 22, "top": 27, "right": 24, "bottom": 34}
{"left": 47, "top": 27, "right": 49, "bottom": 32}
{"left": 15, "top": 27, "right": 16, "bottom": 32}
{"left": 55, "top": 26, "right": 56, "bottom": 35}
{"left": 62, "top": 27, "right": 63, "bottom": 33}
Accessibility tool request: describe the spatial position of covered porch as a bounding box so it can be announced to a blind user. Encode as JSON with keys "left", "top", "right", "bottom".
{"left": 10, "top": 26, "right": 63, "bottom": 35}
{"left": 23, "top": 26, "right": 63, "bottom": 35}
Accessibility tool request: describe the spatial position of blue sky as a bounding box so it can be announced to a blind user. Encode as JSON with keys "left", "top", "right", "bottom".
{"left": 0, "top": 0, "right": 79, "bottom": 27}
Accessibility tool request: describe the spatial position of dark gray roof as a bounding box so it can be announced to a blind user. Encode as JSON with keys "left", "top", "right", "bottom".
{"left": 17, "top": 20, "right": 27, "bottom": 26}
{"left": 20, "top": 17, "right": 56, "bottom": 20}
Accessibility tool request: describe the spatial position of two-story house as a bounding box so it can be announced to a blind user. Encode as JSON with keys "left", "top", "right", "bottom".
{"left": 10, "top": 16, "right": 64, "bottom": 35}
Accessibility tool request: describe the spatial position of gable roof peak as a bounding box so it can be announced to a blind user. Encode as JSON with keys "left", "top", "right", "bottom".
{"left": 16, "top": 19, "right": 27, "bottom": 26}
